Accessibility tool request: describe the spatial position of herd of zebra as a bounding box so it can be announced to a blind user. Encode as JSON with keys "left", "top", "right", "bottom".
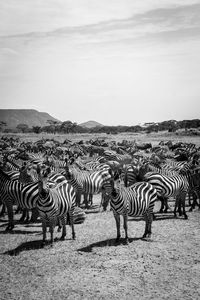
{"left": 0, "top": 135, "right": 200, "bottom": 245}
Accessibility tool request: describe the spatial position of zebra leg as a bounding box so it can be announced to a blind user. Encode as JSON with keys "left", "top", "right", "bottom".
{"left": 49, "top": 224, "right": 54, "bottom": 245}
{"left": 5, "top": 200, "right": 14, "bottom": 231}
{"left": 24, "top": 209, "right": 30, "bottom": 223}
{"left": 123, "top": 214, "right": 129, "bottom": 244}
{"left": 60, "top": 217, "right": 66, "bottom": 240}
{"left": 113, "top": 212, "right": 121, "bottom": 242}
{"left": 83, "top": 193, "right": 89, "bottom": 209}
{"left": 19, "top": 209, "right": 27, "bottom": 222}
{"left": 69, "top": 211, "right": 76, "bottom": 240}
{"left": 42, "top": 220, "right": 47, "bottom": 245}
{"left": 188, "top": 191, "right": 192, "bottom": 209}
{"left": 60, "top": 224, "right": 66, "bottom": 240}
{"left": 101, "top": 192, "right": 110, "bottom": 211}
{"left": 174, "top": 197, "right": 179, "bottom": 218}
{"left": 175, "top": 194, "right": 188, "bottom": 219}
{"left": 89, "top": 193, "right": 93, "bottom": 207}
{"left": 30, "top": 208, "right": 39, "bottom": 223}
{"left": 191, "top": 192, "right": 198, "bottom": 210}
{"left": 57, "top": 217, "right": 62, "bottom": 232}
{"left": 0, "top": 202, "right": 6, "bottom": 217}
{"left": 158, "top": 196, "right": 164, "bottom": 213}
{"left": 147, "top": 213, "right": 153, "bottom": 238}
{"left": 181, "top": 194, "right": 188, "bottom": 220}
{"left": 188, "top": 191, "right": 193, "bottom": 212}
{"left": 143, "top": 213, "right": 149, "bottom": 238}
{"left": 163, "top": 197, "right": 170, "bottom": 213}
{"left": 143, "top": 211, "right": 153, "bottom": 239}
{"left": 76, "top": 192, "right": 81, "bottom": 207}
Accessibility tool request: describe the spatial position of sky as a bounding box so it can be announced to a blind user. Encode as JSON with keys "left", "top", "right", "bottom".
{"left": 0, "top": 0, "right": 200, "bottom": 126}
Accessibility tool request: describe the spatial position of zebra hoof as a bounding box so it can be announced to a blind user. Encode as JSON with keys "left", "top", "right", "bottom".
{"left": 115, "top": 237, "right": 120, "bottom": 244}
{"left": 124, "top": 238, "right": 129, "bottom": 245}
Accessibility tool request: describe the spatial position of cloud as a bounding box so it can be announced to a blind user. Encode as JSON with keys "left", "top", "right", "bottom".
{"left": 0, "top": 0, "right": 200, "bottom": 36}
{"left": 1, "top": 3, "right": 200, "bottom": 46}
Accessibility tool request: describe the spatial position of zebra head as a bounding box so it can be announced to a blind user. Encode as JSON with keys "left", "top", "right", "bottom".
{"left": 36, "top": 164, "right": 52, "bottom": 198}
{"left": 64, "top": 159, "right": 73, "bottom": 180}
{"left": 101, "top": 178, "right": 117, "bottom": 197}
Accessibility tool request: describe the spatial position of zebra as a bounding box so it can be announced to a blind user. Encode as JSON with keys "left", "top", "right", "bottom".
{"left": 0, "top": 165, "right": 66, "bottom": 231}
{"left": 162, "top": 159, "right": 193, "bottom": 173}
{"left": 0, "top": 167, "right": 40, "bottom": 230}
{"left": 126, "top": 161, "right": 189, "bottom": 213}
{"left": 143, "top": 169, "right": 199, "bottom": 219}
{"left": 64, "top": 162, "right": 112, "bottom": 208}
{"left": 122, "top": 164, "right": 140, "bottom": 187}
{"left": 0, "top": 169, "right": 19, "bottom": 217}
{"left": 102, "top": 178, "right": 157, "bottom": 244}
{"left": 16, "top": 162, "right": 39, "bottom": 223}
{"left": 36, "top": 165, "right": 76, "bottom": 245}
{"left": 187, "top": 172, "right": 200, "bottom": 211}
{"left": 103, "top": 150, "right": 132, "bottom": 164}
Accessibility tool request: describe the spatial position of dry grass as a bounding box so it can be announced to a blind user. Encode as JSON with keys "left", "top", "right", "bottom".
{"left": 1, "top": 129, "right": 200, "bottom": 146}
{"left": 0, "top": 196, "right": 200, "bottom": 300}
{"left": 1, "top": 131, "right": 200, "bottom": 299}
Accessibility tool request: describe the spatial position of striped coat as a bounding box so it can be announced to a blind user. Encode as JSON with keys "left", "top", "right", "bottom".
{"left": 37, "top": 166, "right": 76, "bottom": 244}
{"left": 102, "top": 179, "right": 157, "bottom": 243}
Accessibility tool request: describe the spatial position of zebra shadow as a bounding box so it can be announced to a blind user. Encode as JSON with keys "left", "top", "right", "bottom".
{"left": 77, "top": 237, "right": 142, "bottom": 252}
{"left": 128, "top": 214, "right": 187, "bottom": 222}
{"left": 0, "top": 228, "right": 41, "bottom": 235}
{"left": 2, "top": 236, "right": 69, "bottom": 256}
{"left": 2, "top": 239, "right": 45, "bottom": 256}
{"left": 82, "top": 205, "right": 102, "bottom": 214}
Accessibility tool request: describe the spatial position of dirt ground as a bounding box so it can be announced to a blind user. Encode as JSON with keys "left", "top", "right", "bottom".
{"left": 0, "top": 195, "right": 200, "bottom": 300}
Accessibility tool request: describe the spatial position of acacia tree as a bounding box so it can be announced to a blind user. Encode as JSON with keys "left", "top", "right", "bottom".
{"left": 16, "top": 123, "right": 29, "bottom": 133}
{"left": 46, "top": 120, "right": 61, "bottom": 134}
{"left": 32, "top": 126, "right": 41, "bottom": 134}
{"left": 0, "top": 121, "right": 7, "bottom": 132}
{"left": 60, "top": 121, "right": 78, "bottom": 133}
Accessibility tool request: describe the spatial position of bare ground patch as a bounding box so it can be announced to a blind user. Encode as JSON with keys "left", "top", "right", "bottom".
{"left": 0, "top": 196, "right": 200, "bottom": 300}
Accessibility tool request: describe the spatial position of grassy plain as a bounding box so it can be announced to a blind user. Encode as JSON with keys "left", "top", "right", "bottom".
{"left": 1, "top": 129, "right": 200, "bottom": 146}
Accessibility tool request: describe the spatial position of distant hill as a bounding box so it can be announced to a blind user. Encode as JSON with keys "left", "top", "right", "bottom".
{"left": 79, "top": 120, "right": 104, "bottom": 128}
{"left": 0, "top": 109, "right": 61, "bottom": 128}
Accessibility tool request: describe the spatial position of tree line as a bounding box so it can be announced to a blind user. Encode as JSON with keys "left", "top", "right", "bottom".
{"left": 0, "top": 119, "right": 200, "bottom": 134}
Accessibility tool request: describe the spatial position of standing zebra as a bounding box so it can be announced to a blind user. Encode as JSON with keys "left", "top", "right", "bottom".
{"left": 0, "top": 167, "right": 39, "bottom": 230}
{"left": 0, "top": 169, "right": 19, "bottom": 217}
{"left": 64, "top": 162, "right": 112, "bottom": 208}
{"left": 102, "top": 178, "right": 157, "bottom": 244}
{"left": 36, "top": 165, "right": 76, "bottom": 245}
{"left": 143, "top": 169, "right": 198, "bottom": 219}
{"left": 16, "top": 162, "right": 39, "bottom": 223}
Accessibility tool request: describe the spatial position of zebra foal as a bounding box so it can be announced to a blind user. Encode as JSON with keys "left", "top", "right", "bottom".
{"left": 102, "top": 178, "right": 157, "bottom": 244}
